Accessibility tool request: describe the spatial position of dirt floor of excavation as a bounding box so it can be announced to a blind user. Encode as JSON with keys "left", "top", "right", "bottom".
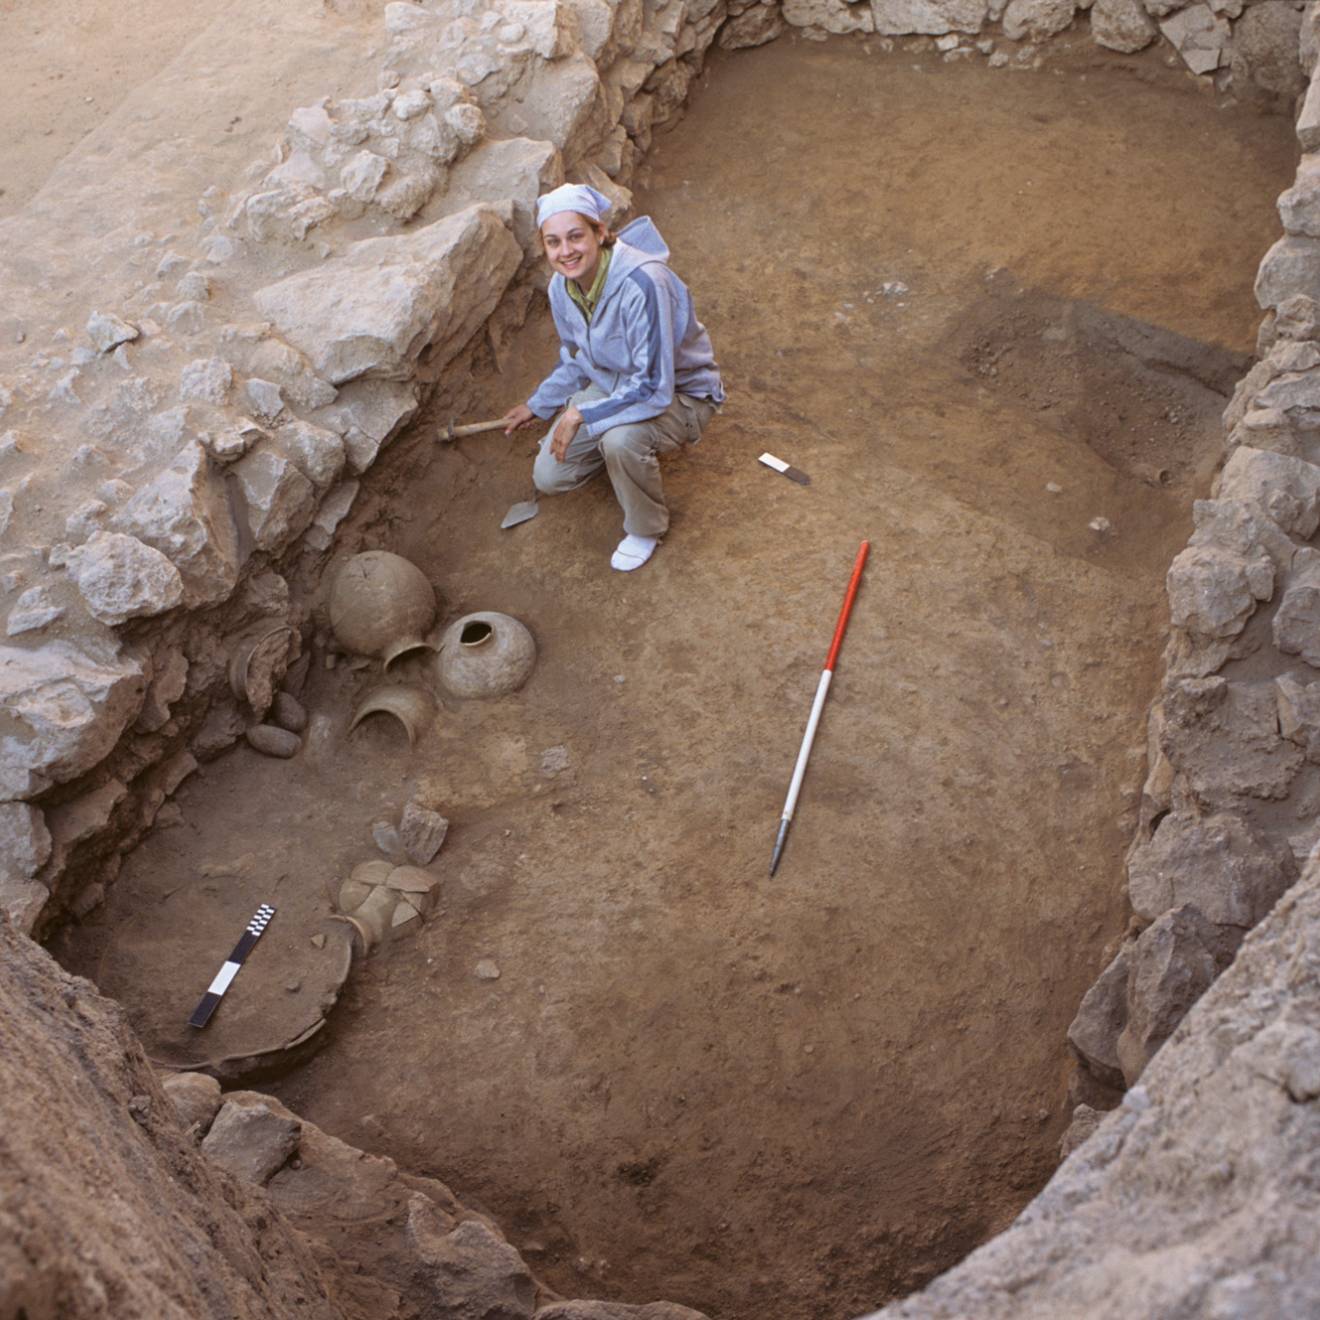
{"left": 58, "top": 33, "right": 1297, "bottom": 1320}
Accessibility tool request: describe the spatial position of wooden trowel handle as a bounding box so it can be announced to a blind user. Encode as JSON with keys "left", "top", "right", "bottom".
{"left": 443, "top": 418, "right": 509, "bottom": 440}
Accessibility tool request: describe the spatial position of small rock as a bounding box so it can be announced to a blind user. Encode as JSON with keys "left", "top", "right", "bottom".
{"left": 86, "top": 311, "right": 139, "bottom": 354}
{"left": 1046, "top": 482, "right": 1063, "bottom": 494}
{"left": 127, "top": 1094, "right": 152, "bottom": 1125}
{"left": 372, "top": 819, "right": 405, "bottom": 860}
{"left": 64, "top": 531, "right": 185, "bottom": 626}
{"left": 245, "top": 725, "right": 301, "bottom": 758}
{"left": 245, "top": 377, "right": 285, "bottom": 420}
{"left": 393, "top": 88, "right": 431, "bottom": 120}
{"left": 475, "top": 959, "right": 501, "bottom": 981}
{"left": 6, "top": 586, "right": 64, "bottom": 636}
{"left": 285, "top": 980, "right": 302, "bottom": 993}
{"left": 399, "top": 800, "right": 449, "bottom": 865}
{"left": 162, "top": 1072, "right": 223, "bottom": 1130}
{"left": 176, "top": 271, "right": 211, "bottom": 301}
{"left": 1089, "top": 516, "right": 1111, "bottom": 533}
{"left": 179, "top": 357, "right": 233, "bottom": 405}
{"left": 311, "top": 933, "right": 327, "bottom": 949}
{"left": 201, "top": 1099, "right": 300, "bottom": 1185}
{"left": 271, "top": 691, "right": 308, "bottom": 733}
{"left": 540, "top": 745, "right": 570, "bottom": 776}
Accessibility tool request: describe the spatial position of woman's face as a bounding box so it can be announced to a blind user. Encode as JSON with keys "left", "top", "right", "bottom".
{"left": 540, "top": 211, "right": 603, "bottom": 285}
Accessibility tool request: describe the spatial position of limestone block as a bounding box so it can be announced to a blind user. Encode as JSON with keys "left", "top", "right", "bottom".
{"left": 304, "top": 480, "right": 360, "bottom": 552}
{"left": 1276, "top": 671, "right": 1320, "bottom": 760}
{"left": 113, "top": 442, "right": 241, "bottom": 608}
{"left": 0, "top": 637, "right": 147, "bottom": 798}
{"left": 244, "top": 378, "right": 285, "bottom": 421}
{"left": 1274, "top": 294, "right": 1320, "bottom": 343}
{"left": 1187, "top": 498, "right": 1294, "bottom": 574}
{"left": 1229, "top": 0, "right": 1305, "bottom": 103}
{"left": 1166, "top": 544, "right": 1271, "bottom": 639}
{"left": 1252, "top": 365, "right": 1320, "bottom": 425}
{"left": 0, "top": 803, "right": 52, "bottom": 880}
{"left": 565, "top": 0, "right": 622, "bottom": 58}
{"left": 1159, "top": 2, "right": 1231, "bottom": 74}
{"left": 179, "top": 357, "right": 233, "bottom": 405}
{"left": 86, "top": 311, "right": 139, "bottom": 354}
{"left": 1274, "top": 545, "right": 1320, "bottom": 667}
{"left": 7, "top": 586, "right": 65, "bottom": 637}
{"left": 254, "top": 205, "right": 521, "bottom": 385}
{"left": 1160, "top": 677, "right": 1304, "bottom": 806}
{"left": 222, "top": 336, "right": 337, "bottom": 412}
{"left": 233, "top": 449, "right": 318, "bottom": 554}
{"left": 1128, "top": 809, "right": 1297, "bottom": 929}
{"left": 0, "top": 875, "right": 49, "bottom": 934}
{"left": 65, "top": 532, "right": 184, "bottom": 627}
{"left": 273, "top": 420, "right": 346, "bottom": 492}
{"left": 312, "top": 378, "right": 419, "bottom": 473}
{"left": 201, "top": 1099, "right": 301, "bottom": 1185}
{"left": 720, "top": 4, "right": 785, "bottom": 47}
{"left": 1090, "top": 0, "right": 1156, "bottom": 50}
{"left": 502, "top": 54, "right": 608, "bottom": 161}
{"left": 406, "top": 1203, "right": 536, "bottom": 1320}
{"left": 1067, "top": 945, "right": 1130, "bottom": 1089}
{"left": 201, "top": 417, "right": 266, "bottom": 465}
{"left": 135, "top": 647, "right": 188, "bottom": 734}
{"left": 784, "top": 0, "right": 875, "bottom": 33}
{"left": 1002, "top": 0, "right": 1075, "bottom": 40}
{"left": 441, "top": 137, "right": 564, "bottom": 262}
{"left": 872, "top": 0, "right": 987, "bottom": 33}
{"left": 1255, "top": 236, "right": 1320, "bottom": 310}
{"left": 1117, "top": 905, "right": 1236, "bottom": 1085}
{"left": 162, "top": 1072, "right": 224, "bottom": 1131}
{"left": 1298, "top": 73, "right": 1320, "bottom": 153}
{"left": 1215, "top": 445, "right": 1320, "bottom": 539}
{"left": 1279, "top": 157, "right": 1320, "bottom": 239}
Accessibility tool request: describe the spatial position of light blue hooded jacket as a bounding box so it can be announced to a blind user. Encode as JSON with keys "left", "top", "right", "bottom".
{"left": 527, "top": 216, "right": 726, "bottom": 440}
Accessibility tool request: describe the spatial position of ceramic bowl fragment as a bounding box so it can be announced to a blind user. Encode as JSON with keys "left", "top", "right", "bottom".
{"left": 434, "top": 611, "right": 536, "bottom": 699}
{"left": 328, "top": 551, "right": 439, "bottom": 668}
{"left": 348, "top": 683, "right": 434, "bottom": 747}
{"left": 335, "top": 860, "right": 441, "bottom": 952}
{"left": 228, "top": 625, "right": 298, "bottom": 714}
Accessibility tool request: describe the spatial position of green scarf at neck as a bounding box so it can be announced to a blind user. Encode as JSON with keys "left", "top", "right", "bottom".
{"left": 565, "top": 246, "right": 612, "bottom": 322}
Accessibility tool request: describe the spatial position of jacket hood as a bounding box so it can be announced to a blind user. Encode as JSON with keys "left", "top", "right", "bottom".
{"left": 594, "top": 215, "right": 670, "bottom": 295}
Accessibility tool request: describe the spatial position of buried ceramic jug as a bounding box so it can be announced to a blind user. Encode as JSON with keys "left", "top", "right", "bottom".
{"left": 328, "top": 550, "right": 439, "bottom": 668}
{"left": 434, "top": 611, "right": 536, "bottom": 699}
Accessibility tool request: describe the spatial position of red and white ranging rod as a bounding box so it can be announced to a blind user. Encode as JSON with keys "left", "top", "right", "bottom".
{"left": 769, "top": 540, "right": 870, "bottom": 877}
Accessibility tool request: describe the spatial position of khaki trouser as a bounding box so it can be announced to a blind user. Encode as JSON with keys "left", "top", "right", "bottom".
{"left": 531, "top": 384, "right": 715, "bottom": 537}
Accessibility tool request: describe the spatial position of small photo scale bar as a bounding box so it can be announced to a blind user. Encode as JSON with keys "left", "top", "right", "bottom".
{"left": 758, "top": 452, "right": 811, "bottom": 485}
{"left": 187, "top": 903, "right": 277, "bottom": 1029}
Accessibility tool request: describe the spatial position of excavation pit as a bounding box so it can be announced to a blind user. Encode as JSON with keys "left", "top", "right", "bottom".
{"left": 49, "top": 29, "right": 1296, "bottom": 1320}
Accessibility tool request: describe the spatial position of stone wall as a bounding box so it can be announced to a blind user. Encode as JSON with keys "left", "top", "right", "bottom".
{"left": 1063, "top": 0, "right": 1320, "bottom": 1117}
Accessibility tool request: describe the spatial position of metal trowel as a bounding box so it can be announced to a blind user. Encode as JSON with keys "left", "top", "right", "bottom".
{"left": 500, "top": 495, "right": 539, "bottom": 529}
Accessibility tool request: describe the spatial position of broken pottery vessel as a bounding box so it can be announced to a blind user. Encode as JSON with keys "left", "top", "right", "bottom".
{"left": 328, "top": 550, "right": 438, "bottom": 667}
{"left": 434, "top": 611, "right": 536, "bottom": 699}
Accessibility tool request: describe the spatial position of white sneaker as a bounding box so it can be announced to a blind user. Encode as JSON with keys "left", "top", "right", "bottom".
{"left": 611, "top": 534, "right": 659, "bottom": 572}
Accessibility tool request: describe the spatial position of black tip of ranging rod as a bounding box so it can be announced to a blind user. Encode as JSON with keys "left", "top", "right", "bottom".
{"left": 769, "top": 819, "right": 790, "bottom": 877}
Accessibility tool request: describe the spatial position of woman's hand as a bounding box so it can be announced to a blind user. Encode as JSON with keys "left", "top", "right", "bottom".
{"left": 551, "top": 405, "right": 584, "bottom": 462}
{"left": 501, "top": 403, "right": 536, "bottom": 435}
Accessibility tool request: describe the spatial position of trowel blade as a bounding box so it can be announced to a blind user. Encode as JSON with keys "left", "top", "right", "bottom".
{"left": 500, "top": 499, "right": 539, "bottom": 529}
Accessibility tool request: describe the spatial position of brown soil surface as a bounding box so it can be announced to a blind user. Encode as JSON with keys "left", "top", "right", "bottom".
{"left": 59, "top": 33, "right": 1296, "bottom": 1320}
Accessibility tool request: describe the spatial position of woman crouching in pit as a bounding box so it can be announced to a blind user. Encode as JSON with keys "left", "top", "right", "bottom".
{"left": 500, "top": 184, "right": 725, "bottom": 572}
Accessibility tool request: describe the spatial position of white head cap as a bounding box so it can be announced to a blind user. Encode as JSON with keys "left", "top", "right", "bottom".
{"left": 535, "top": 183, "right": 613, "bottom": 230}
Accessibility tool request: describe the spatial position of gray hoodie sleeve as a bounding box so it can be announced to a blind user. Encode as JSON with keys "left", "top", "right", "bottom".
{"left": 576, "top": 267, "right": 677, "bottom": 439}
{"left": 527, "top": 341, "right": 592, "bottom": 419}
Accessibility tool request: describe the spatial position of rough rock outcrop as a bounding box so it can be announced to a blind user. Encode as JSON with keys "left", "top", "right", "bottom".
{"left": 869, "top": 851, "right": 1320, "bottom": 1319}
{"left": 0, "top": 918, "right": 711, "bottom": 1319}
